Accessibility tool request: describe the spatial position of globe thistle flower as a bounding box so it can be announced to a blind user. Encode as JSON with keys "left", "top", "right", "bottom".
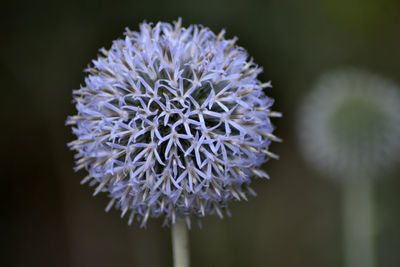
{"left": 297, "top": 69, "right": 400, "bottom": 179}
{"left": 67, "top": 19, "right": 280, "bottom": 227}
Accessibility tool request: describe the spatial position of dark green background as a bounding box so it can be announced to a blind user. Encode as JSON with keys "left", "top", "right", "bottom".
{"left": 2, "top": 0, "right": 400, "bottom": 266}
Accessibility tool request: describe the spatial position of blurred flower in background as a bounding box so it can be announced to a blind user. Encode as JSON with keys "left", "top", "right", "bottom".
{"left": 296, "top": 68, "right": 400, "bottom": 267}
{"left": 297, "top": 69, "right": 400, "bottom": 179}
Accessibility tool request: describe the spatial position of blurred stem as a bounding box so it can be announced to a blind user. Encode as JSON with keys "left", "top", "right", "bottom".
{"left": 343, "top": 177, "right": 375, "bottom": 267}
{"left": 171, "top": 220, "right": 190, "bottom": 267}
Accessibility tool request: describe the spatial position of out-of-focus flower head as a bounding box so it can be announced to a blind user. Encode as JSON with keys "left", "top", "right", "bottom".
{"left": 67, "top": 19, "right": 280, "bottom": 227}
{"left": 298, "top": 69, "right": 400, "bottom": 179}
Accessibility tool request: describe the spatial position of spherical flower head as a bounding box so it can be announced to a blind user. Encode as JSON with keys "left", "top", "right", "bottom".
{"left": 297, "top": 69, "right": 400, "bottom": 180}
{"left": 67, "top": 19, "right": 280, "bottom": 227}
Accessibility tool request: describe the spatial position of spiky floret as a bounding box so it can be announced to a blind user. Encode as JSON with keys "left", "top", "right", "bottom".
{"left": 297, "top": 69, "right": 400, "bottom": 179}
{"left": 67, "top": 19, "right": 280, "bottom": 227}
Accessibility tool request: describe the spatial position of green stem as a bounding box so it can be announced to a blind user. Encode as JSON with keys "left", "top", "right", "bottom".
{"left": 343, "top": 177, "right": 375, "bottom": 267}
{"left": 171, "top": 220, "right": 190, "bottom": 267}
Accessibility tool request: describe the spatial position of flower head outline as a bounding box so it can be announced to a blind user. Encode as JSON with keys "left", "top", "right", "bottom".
{"left": 67, "top": 19, "right": 280, "bottom": 227}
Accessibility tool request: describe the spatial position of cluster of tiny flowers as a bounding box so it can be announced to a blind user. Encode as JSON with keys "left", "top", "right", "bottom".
{"left": 67, "top": 19, "right": 280, "bottom": 227}
{"left": 297, "top": 69, "right": 400, "bottom": 180}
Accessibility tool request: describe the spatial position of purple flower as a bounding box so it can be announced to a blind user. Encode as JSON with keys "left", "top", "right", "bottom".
{"left": 67, "top": 19, "right": 280, "bottom": 227}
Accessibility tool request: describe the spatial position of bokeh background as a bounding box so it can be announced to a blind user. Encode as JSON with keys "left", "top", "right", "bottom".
{"left": 2, "top": 0, "right": 400, "bottom": 266}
